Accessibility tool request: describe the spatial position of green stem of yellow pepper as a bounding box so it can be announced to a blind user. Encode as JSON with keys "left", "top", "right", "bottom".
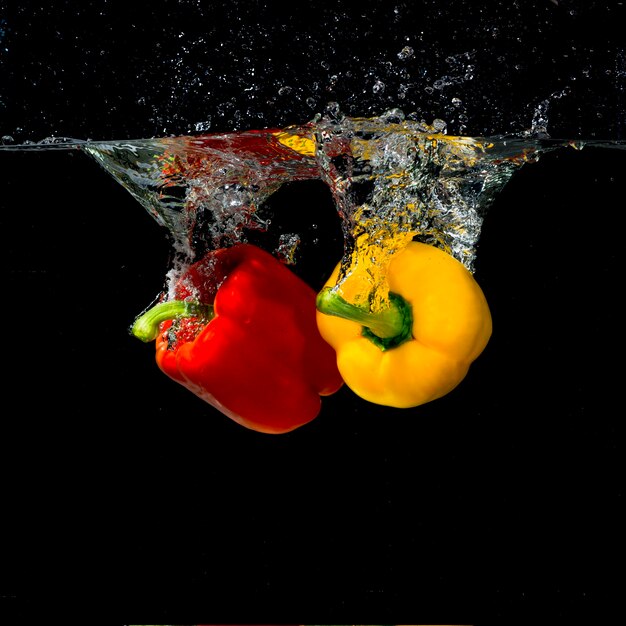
{"left": 316, "top": 287, "right": 413, "bottom": 351}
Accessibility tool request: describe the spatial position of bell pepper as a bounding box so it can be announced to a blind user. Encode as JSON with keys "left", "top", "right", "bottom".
{"left": 316, "top": 241, "right": 492, "bottom": 408}
{"left": 132, "top": 243, "right": 344, "bottom": 434}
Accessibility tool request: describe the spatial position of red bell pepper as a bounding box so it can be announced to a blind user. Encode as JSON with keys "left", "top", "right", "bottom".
{"left": 131, "top": 243, "right": 343, "bottom": 434}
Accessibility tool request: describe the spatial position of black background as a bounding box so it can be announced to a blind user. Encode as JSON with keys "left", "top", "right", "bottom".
{"left": 1, "top": 1, "right": 625, "bottom": 623}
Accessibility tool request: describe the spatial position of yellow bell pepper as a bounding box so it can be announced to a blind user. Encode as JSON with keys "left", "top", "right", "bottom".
{"left": 316, "top": 241, "right": 492, "bottom": 408}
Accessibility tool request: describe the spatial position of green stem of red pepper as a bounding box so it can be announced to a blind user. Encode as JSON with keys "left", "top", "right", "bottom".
{"left": 316, "top": 287, "right": 413, "bottom": 351}
{"left": 131, "top": 300, "right": 213, "bottom": 342}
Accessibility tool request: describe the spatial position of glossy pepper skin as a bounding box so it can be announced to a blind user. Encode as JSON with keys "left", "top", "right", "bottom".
{"left": 133, "top": 243, "right": 343, "bottom": 434}
{"left": 316, "top": 241, "right": 492, "bottom": 408}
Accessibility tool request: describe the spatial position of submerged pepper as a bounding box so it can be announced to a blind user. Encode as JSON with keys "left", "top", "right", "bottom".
{"left": 132, "top": 243, "right": 343, "bottom": 434}
{"left": 316, "top": 241, "right": 492, "bottom": 408}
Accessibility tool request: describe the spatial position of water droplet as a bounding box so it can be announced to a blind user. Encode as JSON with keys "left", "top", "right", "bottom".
{"left": 373, "top": 80, "right": 385, "bottom": 94}
{"left": 397, "top": 46, "right": 414, "bottom": 61}
{"left": 381, "top": 108, "right": 405, "bottom": 123}
{"left": 432, "top": 118, "right": 447, "bottom": 133}
{"left": 194, "top": 119, "right": 212, "bottom": 132}
{"left": 324, "top": 102, "right": 344, "bottom": 121}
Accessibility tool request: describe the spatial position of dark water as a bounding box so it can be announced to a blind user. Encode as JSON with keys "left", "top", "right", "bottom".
{"left": 1, "top": 1, "right": 625, "bottom": 622}
{"left": 3, "top": 119, "right": 625, "bottom": 623}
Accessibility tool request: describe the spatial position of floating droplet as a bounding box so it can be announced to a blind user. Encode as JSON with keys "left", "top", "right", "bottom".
{"left": 397, "top": 46, "right": 414, "bottom": 61}
{"left": 194, "top": 119, "right": 212, "bottom": 132}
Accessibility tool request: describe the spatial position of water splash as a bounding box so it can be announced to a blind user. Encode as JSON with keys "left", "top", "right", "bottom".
{"left": 3, "top": 106, "right": 626, "bottom": 308}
